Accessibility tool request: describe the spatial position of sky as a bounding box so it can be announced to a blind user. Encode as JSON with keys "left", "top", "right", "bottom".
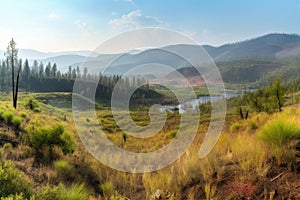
{"left": 0, "top": 0, "right": 300, "bottom": 52}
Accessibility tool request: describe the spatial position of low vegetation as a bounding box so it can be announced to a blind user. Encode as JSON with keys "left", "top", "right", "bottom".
{"left": 259, "top": 116, "right": 300, "bottom": 167}
{"left": 0, "top": 76, "right": 299, "bottom": 199}
{"left": 0, "top": 161, "right": 32, "bottom": 199}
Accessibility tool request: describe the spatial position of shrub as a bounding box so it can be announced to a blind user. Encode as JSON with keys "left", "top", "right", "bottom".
{"left": 1, "top": 194, "right": 28, "bottom": 200}
{"left": 99, "top": 181, "right": 114, "bottom": 196}
{"left": 230, "top": 122, "right": 242, "bottom": 132}
{"left": 248, "top": 120, "right": 257, "bottom": 129}
{"left": 230, "top": 181, "right": 256, "bottom": 199}
{"left": 37, "top": 185, "right": 61, "bottom": 200}
{"left": 166, "top": 130, "right": 177, "bottom": 139}
{"left": 28, "top": 124, "right": 75, "bottom": 162}
{"left": 64, "top": 184, "right": 89, "bottom": 200}
{"left": 24, "top": 97, "right": 40, "bottom": 112}
{"left": 38, "top": 183, "right": 89, "bottom": 200}
{"left": 229, "top": 133, "right": 268, "bottom": 176}
{"left": 0, "top": 194, "right": 28, "bottom": 200}
{"left": 60, "top": 132, "right": 75, "bottom": 154}
{"left": 1, "top": 143, "right": 13, "bottom": 160}
{"left": 12, "top": 116, "right": 23, "bottom": 128}
{"left": 0, "top": 161, "right": 32, "bottom": 198}
{"left": 259, "top": 117, "right": 300, "bottom": 165}
{"left": 19, "top": 112, "right": 27, "bottom": 119}
{"left": 54, "top": 160, "right": 74, "bottom": 181}
{"left": 2, "top": 112, "right": 13, "bottom": 123}
{"left": 110, "top": 194, "right": 125, "bottom": 200}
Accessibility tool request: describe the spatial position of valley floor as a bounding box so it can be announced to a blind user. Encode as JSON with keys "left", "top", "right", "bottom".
{"left": 0, "top": 92, "right": 299, "bottom": 199}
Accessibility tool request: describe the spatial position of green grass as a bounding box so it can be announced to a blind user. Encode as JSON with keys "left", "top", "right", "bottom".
{"left": 99, "top": 181, "right": 114, "bottom": 196}
{"left": 1, "top": 91, "right": 300, "bottom": 199}
{"left": 54, "top": 160, "right": 74, "bottom": 180}
{"left": 38, "top": 183, "right": 88, "bottom": 200}
{"left": 166, "top": 130, "right": 177, "bottom": 139}
{"left": 23, "top": 96, "right": 40, "bottom": 112}
{"left": 259, "top": 117, "right": 300, "bottom": 146}
{"left": 19, "top": 112, "right": 27, "bottom": 119}
{"left": 230, "top": 122, "right": 242, "bottom": 132}
{"left": 12, "top": 116, "right": 23, "bottom": 128}
{"left": 2, "top": 112, "right": 13, "bottom": 123}
{"left": 248, "top": 120, "right": 258, "bottom": 129}
{"left": 0, "top": 161, "right": 32, "bottom": 198}
{"left": 259, "top": 117, "right": 300, "bottom": 165}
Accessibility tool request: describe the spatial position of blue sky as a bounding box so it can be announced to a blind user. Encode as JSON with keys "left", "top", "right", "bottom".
{"left": 0, "top": 0, "right": 300, "bottom": 52}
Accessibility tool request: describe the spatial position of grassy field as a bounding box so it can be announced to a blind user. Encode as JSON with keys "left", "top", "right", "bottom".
{"left": 0, "top": 92, "right": 299, "bottom": 199}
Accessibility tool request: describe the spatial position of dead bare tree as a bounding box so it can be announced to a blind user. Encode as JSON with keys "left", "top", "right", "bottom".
{"left": 5, "top": 38, "right": 21, "bottom": 109}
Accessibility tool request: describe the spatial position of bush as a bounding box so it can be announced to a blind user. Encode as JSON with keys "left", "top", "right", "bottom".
{"left": 60, "top": 132, "right": 75, "bottom": 155}
{"left": 19, "top": 112, "right": 27, "bottom": 119}
{"left": 28, "top": 124, "right": 75, "bottom": 162}
{"left": 230, "top": 122, "right": 242, "bottom": 132}
{"left": 38, "top": 183, "right": 89, "bottom": 200}
{"left": 248, "top": 120, "right": 258, "bottom": 129}
{"left": 54, "top": 160, "right": 74, "bottom": 181}
{"left": 24, "top": 97, "right": 40, "bottom": 112}
{"left": 2, "top": 112, "right": 13, "bottom": 123}
{"left": 0, "top": 161, "right": 32, "bottom": 198}
{"left": 99, "top": 181, "right": 114, "bottom": 196}
{"left": 64, "top": 184, "right": 89, "bottom": 200}
{"left": 0, "top": 194, "right": 28, "bottom": 200}
{"left": 166, "top": 130, "right": 177, "bottom": 139}
{"left": 110, "top": 195, "right": 125, "bottom": 200}
{"left": 12, "top": 116, "right": 23, "bottom": 128}
{"left": 259, "top": 117, "right": 300, "bottom": 165}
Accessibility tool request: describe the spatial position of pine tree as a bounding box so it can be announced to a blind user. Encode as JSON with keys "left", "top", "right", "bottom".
{"left": 45, "top": 62, "right": 51, "bottom": 77}
{"left": 23, "top": 59, "right": 30, "bottom": 91}
{"left": 51, "top": 63, "right": 57, "bottom": 78}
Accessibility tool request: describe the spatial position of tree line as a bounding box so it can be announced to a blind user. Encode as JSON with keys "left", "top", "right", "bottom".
{"left": 1, "top": 39, "right": 156, "bottom": 107}
{"left": 236, "top": 77, "right": 285, "bottom": 119}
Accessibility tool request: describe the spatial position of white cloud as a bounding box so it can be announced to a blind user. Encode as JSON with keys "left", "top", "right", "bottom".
{"left": 48, "top": 12, "right": 60, "bottom": 20}
{"left": 109, "top": 9, "right": 168, "bottom": 30}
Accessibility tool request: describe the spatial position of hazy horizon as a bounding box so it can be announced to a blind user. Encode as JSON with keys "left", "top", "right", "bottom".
{"left": 1, "top": 0, "right": 300, "bottom": 52}
{"left": 1, "top": 32, "right": 299, "bottom": 55}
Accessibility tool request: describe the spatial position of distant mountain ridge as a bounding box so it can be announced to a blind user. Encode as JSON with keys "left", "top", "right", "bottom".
{"left": 202, "top": 33, "right": 300, "bottom": 61}
{"left": 1, "top": 33, "right": 300, "bottom": 74}
{"left": 1, "top": 49, "right": 99, "bottom": 59}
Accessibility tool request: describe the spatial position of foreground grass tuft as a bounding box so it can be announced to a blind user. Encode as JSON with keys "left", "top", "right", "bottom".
{"left": 38, "top": 183, "right": 89, "bottom": 200}
{"left": 1, "top": 112, "right": 13, "bottom": 123}
{"left": 259, "top": 117, "right": 300, "bottom": 166}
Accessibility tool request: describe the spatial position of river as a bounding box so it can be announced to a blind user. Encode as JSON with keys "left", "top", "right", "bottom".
{"left": 160, "top": 91, "right": 240, "bottom": 114}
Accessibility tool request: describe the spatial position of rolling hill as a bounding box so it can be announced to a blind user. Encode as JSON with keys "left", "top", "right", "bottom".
{"left": 1, "top": 33, "right": 300, "bottom": 82}
{"left": 203, "top": 33, "right": 300, "bottom": 61}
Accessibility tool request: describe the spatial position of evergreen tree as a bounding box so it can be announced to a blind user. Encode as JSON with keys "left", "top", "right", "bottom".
{"left": 271, "top": 77, "right": 285, "bottom": 112}
{"left": 76, "top": 66, "right": 81, "bottom": 79}
{"left": 71, "top": 68, "right": 76, "bottom": 79}
{"left": 45, "top": 62, "right": 51, "bottom": 77}
{"left": 68, "top": 66, "right": 72, "bottom": 80}
{"left": 52, "top": 63, "right": 57, "bottom": 78}
{"left": 32, "top": 60, "right": 39, "bottom": 78}
{"left": 39, "top": 62, "right": 44, "bottom": 78}
{"left": 23, "top": 59, "right": 30, "bottom": 91}
{"left": 83, "top": 67, "right": 88, "bottom": 80}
